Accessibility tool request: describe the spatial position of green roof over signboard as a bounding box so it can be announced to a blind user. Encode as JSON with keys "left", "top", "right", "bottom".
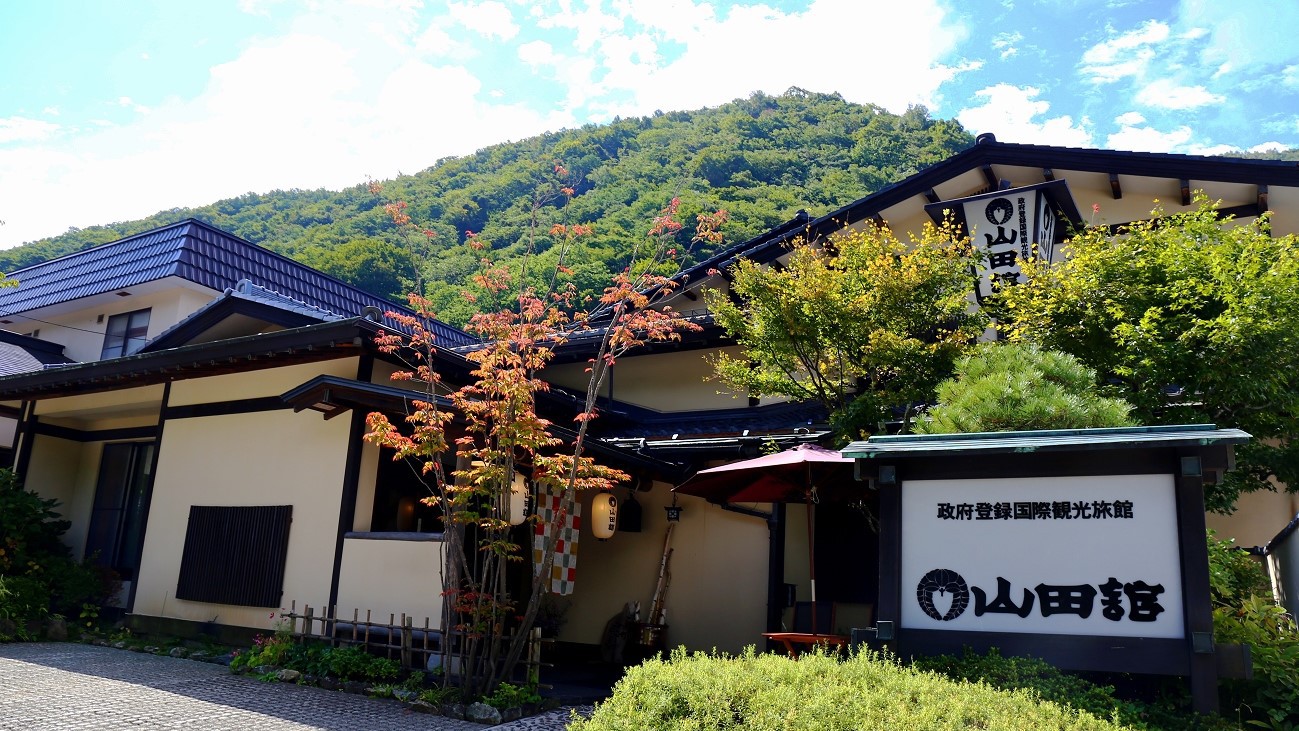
{"left": 841, "top": 424, "right": 1251, "bottom": 460}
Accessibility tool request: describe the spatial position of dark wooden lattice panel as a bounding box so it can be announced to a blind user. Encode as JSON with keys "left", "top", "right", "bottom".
{"left": 175, "top": 505, "right": 293, "bottom": 607}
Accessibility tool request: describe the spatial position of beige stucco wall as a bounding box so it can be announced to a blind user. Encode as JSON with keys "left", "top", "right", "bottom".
{"left": 559, "top": 483, "right": 768, "bottom": 654}
{"left": 16, "top": 284, "right": 217, "bottom": 364}
{"left": 547, "top": 347, "right": 749, "bottom": 412}
{"left": 168, "top": 358, "right": 360, "bottom": 406}
{"left": 336, "top": 536, "right": 445, "bottom": 624}
{"left": 22, "top": 436, "right": 103, "bottom": 560}
{"left": 1207, "top": 489, "right": 1299, "bottom": 549}
{"left": 134, "top": 407, "right": 352, "bottom": 629}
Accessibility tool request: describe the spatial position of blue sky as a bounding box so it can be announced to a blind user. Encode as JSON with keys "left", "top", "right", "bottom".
{"left": 1, "top": 0, "right": 1296, "bottom": 248}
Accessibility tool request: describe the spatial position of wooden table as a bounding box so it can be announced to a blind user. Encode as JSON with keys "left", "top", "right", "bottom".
{"left": 762, "top": 632, "right": 849, "bottom": 657}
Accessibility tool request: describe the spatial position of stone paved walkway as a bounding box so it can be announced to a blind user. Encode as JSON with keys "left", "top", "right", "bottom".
{"left": 0, "top": 643, "right": 588, "bottom": 730}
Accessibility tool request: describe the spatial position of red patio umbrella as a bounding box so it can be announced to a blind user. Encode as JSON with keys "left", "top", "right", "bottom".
{"left": 673, "top": 443, "right": 854, "bottom": 634}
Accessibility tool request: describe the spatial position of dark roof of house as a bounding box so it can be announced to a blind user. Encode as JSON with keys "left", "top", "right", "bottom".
{"left": 0, "top": 318, "right": 385, "bottom": 400}
{"left": 0, "top": 330, "right": 74, "bottom": 376}
{"left": 140, "top": 279, "right": 347, "bottom": 353}
{"left": 0, "top": 219, "right": 474, "bottom": 347}
{"left": 679, "top": 136, "right": 1299, "bottom": 288}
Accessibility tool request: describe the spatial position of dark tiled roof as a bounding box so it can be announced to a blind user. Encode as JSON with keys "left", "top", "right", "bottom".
{"left": 0, "top": 219, "right": 474, "bottom": 347}
{"left": 0, "top": 330, "right": 73, "bottom": 376}
{"left": 140, "top": 280, "right": 346, "bottom": 353}
{"left": 592, "top": 398, "right": 829, "bottom": 439}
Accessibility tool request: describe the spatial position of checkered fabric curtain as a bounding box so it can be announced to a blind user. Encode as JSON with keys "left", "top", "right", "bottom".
{"left": 533, "top": 489, "right": 581, "bottom": 595}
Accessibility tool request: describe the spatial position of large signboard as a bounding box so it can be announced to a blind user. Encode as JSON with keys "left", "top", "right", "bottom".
{"left": 900, "top": 474, "right": 1184, "bottom": 638}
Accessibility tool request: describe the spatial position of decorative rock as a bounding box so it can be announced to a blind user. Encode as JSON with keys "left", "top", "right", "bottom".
{"left": 142, "top": 646, "right": 160, "bottom": 654}
{"left": 188, "top": 650, "right": 210, "bottom": 662}
{"left": 112, "top": 641, "right": 128, "bottom": 649}
{"left": 392, "top": 688, "right": 417, "bottom": 702}
{"left": 342, "top": 680, "right": 368, "bottom": 695}
{"left": 465, "top": 702, "right": 502, "bottom": 725}
{"left": 442, "top": 703, "right": 466, "bottom": 720}
{"left": 407, "top": 700, "right": 437, "bottom": 714}
{"left": 276, "top": 669, "right": 302, "bottom": 683}
{"left": 93, "top": 639, "right": 110, "bottom": 647}
{"left": 318, "top": 678, "right": 340, "bottom": 691}
{"left": 254, "top": 665, "right": 279, "bottom": 675}
{"left": 45, "top": 618, "right": 68, "bottom": 641}
{"left": 502, "top": 706, "right": 522, "bottom": 722}
{"left": 168, "top": 647, "right": 189, "bottom": 658}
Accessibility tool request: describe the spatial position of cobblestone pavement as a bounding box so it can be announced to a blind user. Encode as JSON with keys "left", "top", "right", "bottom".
{"left": 0, "top": 643, "right": 588, "bottom": 730}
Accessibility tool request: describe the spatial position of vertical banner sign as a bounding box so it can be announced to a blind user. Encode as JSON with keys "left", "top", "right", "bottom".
{"left": 961, "top": 189, "right": 1058, "bottom": 300}
{"left": 900, "top": 474, "right": 1184, "bottom": 638}
{"left": 926, "top": 180, "right": 1076, "bottom": 303}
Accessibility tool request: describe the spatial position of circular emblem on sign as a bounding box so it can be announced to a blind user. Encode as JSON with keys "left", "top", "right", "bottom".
{"left": 916, "top": 568, "right": 969, "bottom": 621}
{"left": 984, "top": 198, "right": 1014, "bottom": 226}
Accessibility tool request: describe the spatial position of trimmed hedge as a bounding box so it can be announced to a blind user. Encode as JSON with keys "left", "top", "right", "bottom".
{"left": 568, "top": 648, "right": 1135, "bottom": 731}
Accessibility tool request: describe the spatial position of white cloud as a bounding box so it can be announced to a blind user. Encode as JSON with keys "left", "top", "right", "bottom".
{"left": 448, "top": 1, "right": 519, "bottom": 41}
{"left": 957, "top": 84, "right": 1093, "bottom": 147}
{"left": 1106, "top": 123, "right": 1192, "bottom": 152}
{"left": 1134, "top": 79, "right": 1224, "bottom": 110}
{"left": 1179, "top": 0, "right": 1299, "bottom": 72}
{"left": 992, "top": 32, "right": 1022, "bottom": 60}
{"left": 1080, "top": 20, "right": 1168, "bottom": 83}
{"left": 0, "top": 117, "right": 61, "bottom": 144}
{"left": 517, "top": 40, "right": 554, "bottom": 68}
{"left": 1114, "top": 111, "right": 1145, "bottom": 125}
{"left": 1249, "top": 141, "right": 1289, "bottom": 153}
{"left": 1283, "top": 65, "right": 1299, "bottom": 89}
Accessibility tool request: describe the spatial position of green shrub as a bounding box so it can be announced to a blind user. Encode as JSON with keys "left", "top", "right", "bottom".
{"left": 0, "top": 575, "right": 51, "bottom": 641}
{"left": 569, "top": 647, "right": 1135, "bottom": 731}
{"left": 913, "top": 648, "right": 1149, "bottom": 728}
{"left": 482, "top": 681, "right": 540, "bottom": 710}
{"left": 1206, "top": 530, "right": 1299, "bottom": 728}
{"left": 1213, "top": 596, "right": 1299, "bottom": 730}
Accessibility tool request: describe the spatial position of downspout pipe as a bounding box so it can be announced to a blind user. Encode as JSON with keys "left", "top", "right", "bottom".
{"left": 716, "top": 501, "right": 787, "bottom": 644}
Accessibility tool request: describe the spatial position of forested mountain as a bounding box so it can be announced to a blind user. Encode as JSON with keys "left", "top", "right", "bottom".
{"left": 2, "top": 89, "right": 973, "bottom": 325}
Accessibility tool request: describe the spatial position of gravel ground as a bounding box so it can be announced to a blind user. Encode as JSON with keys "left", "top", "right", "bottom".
{"left": 0, "top": 643, "right": 591, "bottom": 730}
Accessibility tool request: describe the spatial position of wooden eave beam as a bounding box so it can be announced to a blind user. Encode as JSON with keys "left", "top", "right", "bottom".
{"left": 1109, "top": 173, "right": 1122, "bottom": 200}
{"left": 1180, "top": 179, "right": 1191, "bottom": 206}
{"left": 1042, "top": 168, "right": 1055, "bottom": 181}
{"left": 923, "top": 188, "right": 941, "bottom": 204}
{"left": 980, "top": 164, "right": 998, "bottom": 188}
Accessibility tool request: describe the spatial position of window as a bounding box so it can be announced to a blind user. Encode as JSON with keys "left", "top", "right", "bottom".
{"left": 101, "top": 308, "right": 151, "bottom": 358}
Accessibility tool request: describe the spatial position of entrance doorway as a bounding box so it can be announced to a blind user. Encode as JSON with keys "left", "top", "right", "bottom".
{"left": 84, "top": 441, "right": 155, "bottom": 606}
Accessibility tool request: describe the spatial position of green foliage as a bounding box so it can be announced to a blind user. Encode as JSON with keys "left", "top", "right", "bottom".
{"left": 916, "top": 342, "right": 1136, "bottom": 434}
{"left": 417, "top": 685, "right": 461, "bottom": 705}
{"left": 0, "top": 575, "right": 50, "bottom": 641}
{"left": 1214, "top": 597, "right": 1299, "bottom": 729}
{"left": 0, "top": 468, "right": 72, "bottom": 575}
{"left": 1000, "top": 198, "right": 1299, "bottom": 513}
{"left": 0, "top": 468, "right": 115, "bottom": 630}
{"left": 1, "top": 90, "right": 972, "bottom": 325}
{"left": 569, "top": 647, "right": 1134, "bottom": 731}
{"left": 1205, "top": 531, "right": 1299, "bottom": 728}
{"left": 481, "top": 681, "right": 541, "bottom": 710}
{"left": 708, "top": 220, "right": 986, "bottom": 438}
{"left": 230, "top": 638, "right": 402, "bottom": 683}
{"left": 909, "top": 649, "right": 1210, "bottom": 727}
{"left": 1206, "top": 531, "right": 1272, "bottom": 607}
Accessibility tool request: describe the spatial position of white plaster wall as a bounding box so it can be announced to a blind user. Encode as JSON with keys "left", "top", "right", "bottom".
{"left": 168, "top": 358, "right": 359, "bottom": 406}
{"left": 22, "top": 437, "right": 101, "bottom": 560}
{"left": 336, "top": 537, "right": 445, "bottom": 625}
{"left": 560, "top": 483, "right": 768, "bottom": 654}
{"left": 135, "top": 407, "right": 352, "bottom": 630}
